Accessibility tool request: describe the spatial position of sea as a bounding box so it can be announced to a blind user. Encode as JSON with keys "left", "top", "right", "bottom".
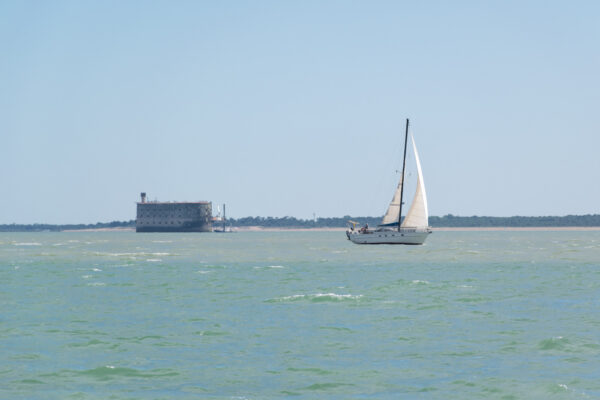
{"left": 1, "top": 230, "right": 599, "bottom": 399}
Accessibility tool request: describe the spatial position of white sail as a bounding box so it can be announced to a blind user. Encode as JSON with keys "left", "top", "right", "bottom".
{"left": 381, "top": 175, "right": 403, "bottom": 225}
{"left": 401, "top": 134, "right": 429, "bottom": 228}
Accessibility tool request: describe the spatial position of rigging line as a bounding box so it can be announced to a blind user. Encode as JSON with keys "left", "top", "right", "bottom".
{"left": 370, "top": 131, "right": 403, "bottom": 218}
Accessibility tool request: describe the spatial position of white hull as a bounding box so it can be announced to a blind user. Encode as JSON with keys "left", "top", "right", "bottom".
{"left": 346, "top": 228, "right": 431, "bottom": 245}
{"left": 213, "top": 227, "right": 234, "bottom": 233}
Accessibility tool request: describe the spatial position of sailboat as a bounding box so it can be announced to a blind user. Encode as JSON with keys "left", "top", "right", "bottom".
{"left": 346, "top": 119, "right": 432, "bottom": 245}
{"left": 213, "top": 204, "right": 233, "bottom": 233}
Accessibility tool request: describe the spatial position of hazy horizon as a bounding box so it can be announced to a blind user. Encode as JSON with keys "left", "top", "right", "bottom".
{"left": 2, "top": 2, "right": 599, "bottom": 224}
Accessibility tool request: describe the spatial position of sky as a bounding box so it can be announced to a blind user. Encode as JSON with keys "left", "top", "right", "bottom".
{"left": 1, "top": 1, "right": 599, "bottom": 224}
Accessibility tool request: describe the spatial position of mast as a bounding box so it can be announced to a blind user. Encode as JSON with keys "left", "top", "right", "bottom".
{"left": 223, "top": 204, "right": 226, "bottom": 231}
{"left": 397, "top": 118, "right": 409, "bottom": 231}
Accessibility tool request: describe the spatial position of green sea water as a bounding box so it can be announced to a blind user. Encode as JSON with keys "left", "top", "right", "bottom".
{"left": 1, "top": 230, "right": 599, "bottom": 399}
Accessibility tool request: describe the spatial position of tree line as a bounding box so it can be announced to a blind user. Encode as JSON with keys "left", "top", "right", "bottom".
{"left": 0, "top": 220, "right": 135, "bottom": 232}
{"left": 428, "top": 214, "right": 600, "bottom": 227}
{"left": 2, "top": 214, "right": 599, "bottom": 231}
{"left": 229, "top": 214, "right": 600, "bottom": 228}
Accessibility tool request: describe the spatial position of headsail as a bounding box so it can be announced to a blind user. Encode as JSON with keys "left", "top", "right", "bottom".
{"left": 381, "top": 175, "right": 403, "bottom": 225}
{"left": 401, "top": 134, "right": 429, "bottom": 228}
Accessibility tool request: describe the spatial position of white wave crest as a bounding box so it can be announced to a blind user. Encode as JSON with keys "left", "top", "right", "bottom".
{"left": 99, "top": 251, "right": 170, "bottom": 258}
{"left": 277, "top": 294, "right": 306, "bottom": 301}
{"left": 254, "top": 265, "right": 285, "bottom": 269}
{"left": 314, "top": 293, "right": 362, "bottom": 300}
{"left": 269, "top": 293, "right": 363, "bottom": 302}
{"left": 102, "top": 252, "right": 139, "bottom": 257}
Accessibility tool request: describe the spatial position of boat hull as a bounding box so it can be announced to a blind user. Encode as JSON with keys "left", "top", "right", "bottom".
{"left": 346, "top": 229, "right": 431, "bottom": 245}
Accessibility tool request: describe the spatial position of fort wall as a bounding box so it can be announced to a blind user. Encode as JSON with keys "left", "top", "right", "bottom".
{"left": 136, "top": 200, "right": 212, "bottom": 233}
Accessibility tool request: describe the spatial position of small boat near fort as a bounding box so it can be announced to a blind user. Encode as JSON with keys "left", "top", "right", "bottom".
{"left": 213, "top": 204, "right": 234, "bottom": 233}
{"left": 346, "top": 119, "right": 432, "bottom": 245}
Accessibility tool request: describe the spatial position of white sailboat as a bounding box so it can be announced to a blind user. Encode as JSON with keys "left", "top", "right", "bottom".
{"left": 346, "top": 119, "right": 432, "bottom": 245}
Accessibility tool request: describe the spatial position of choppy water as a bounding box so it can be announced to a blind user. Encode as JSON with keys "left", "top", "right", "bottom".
{"left": 1, "top": 230, "right": 600, "bottom": 399}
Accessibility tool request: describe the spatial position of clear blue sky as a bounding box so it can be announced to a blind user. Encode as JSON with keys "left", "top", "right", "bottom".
{"left": 1, "top": 1, "right": 599, "bottom": 224}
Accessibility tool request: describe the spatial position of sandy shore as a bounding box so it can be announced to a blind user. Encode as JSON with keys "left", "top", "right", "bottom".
{"left": 432, "top": 227, "right": 600, "bottom": 232}
{"left": 236, "top": 226, "right": 600, "bottom": 232}
{"left": 235, "top": 226, "right": 347, "bottom": 232}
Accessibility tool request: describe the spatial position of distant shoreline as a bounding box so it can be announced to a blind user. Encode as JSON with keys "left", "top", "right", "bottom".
{"left": 61, "top": 227, "right": 135, "bottom": 232}
{"left": 53, "top": 226, "right": 600, "bottom": 232}
{"left": 3, "top": 214, "right": 600, "bottom": 232}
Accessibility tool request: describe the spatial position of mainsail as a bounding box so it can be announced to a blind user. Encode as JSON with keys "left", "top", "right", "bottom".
{"left": 401, "top": 134, "right": 429, "bottom": 228}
